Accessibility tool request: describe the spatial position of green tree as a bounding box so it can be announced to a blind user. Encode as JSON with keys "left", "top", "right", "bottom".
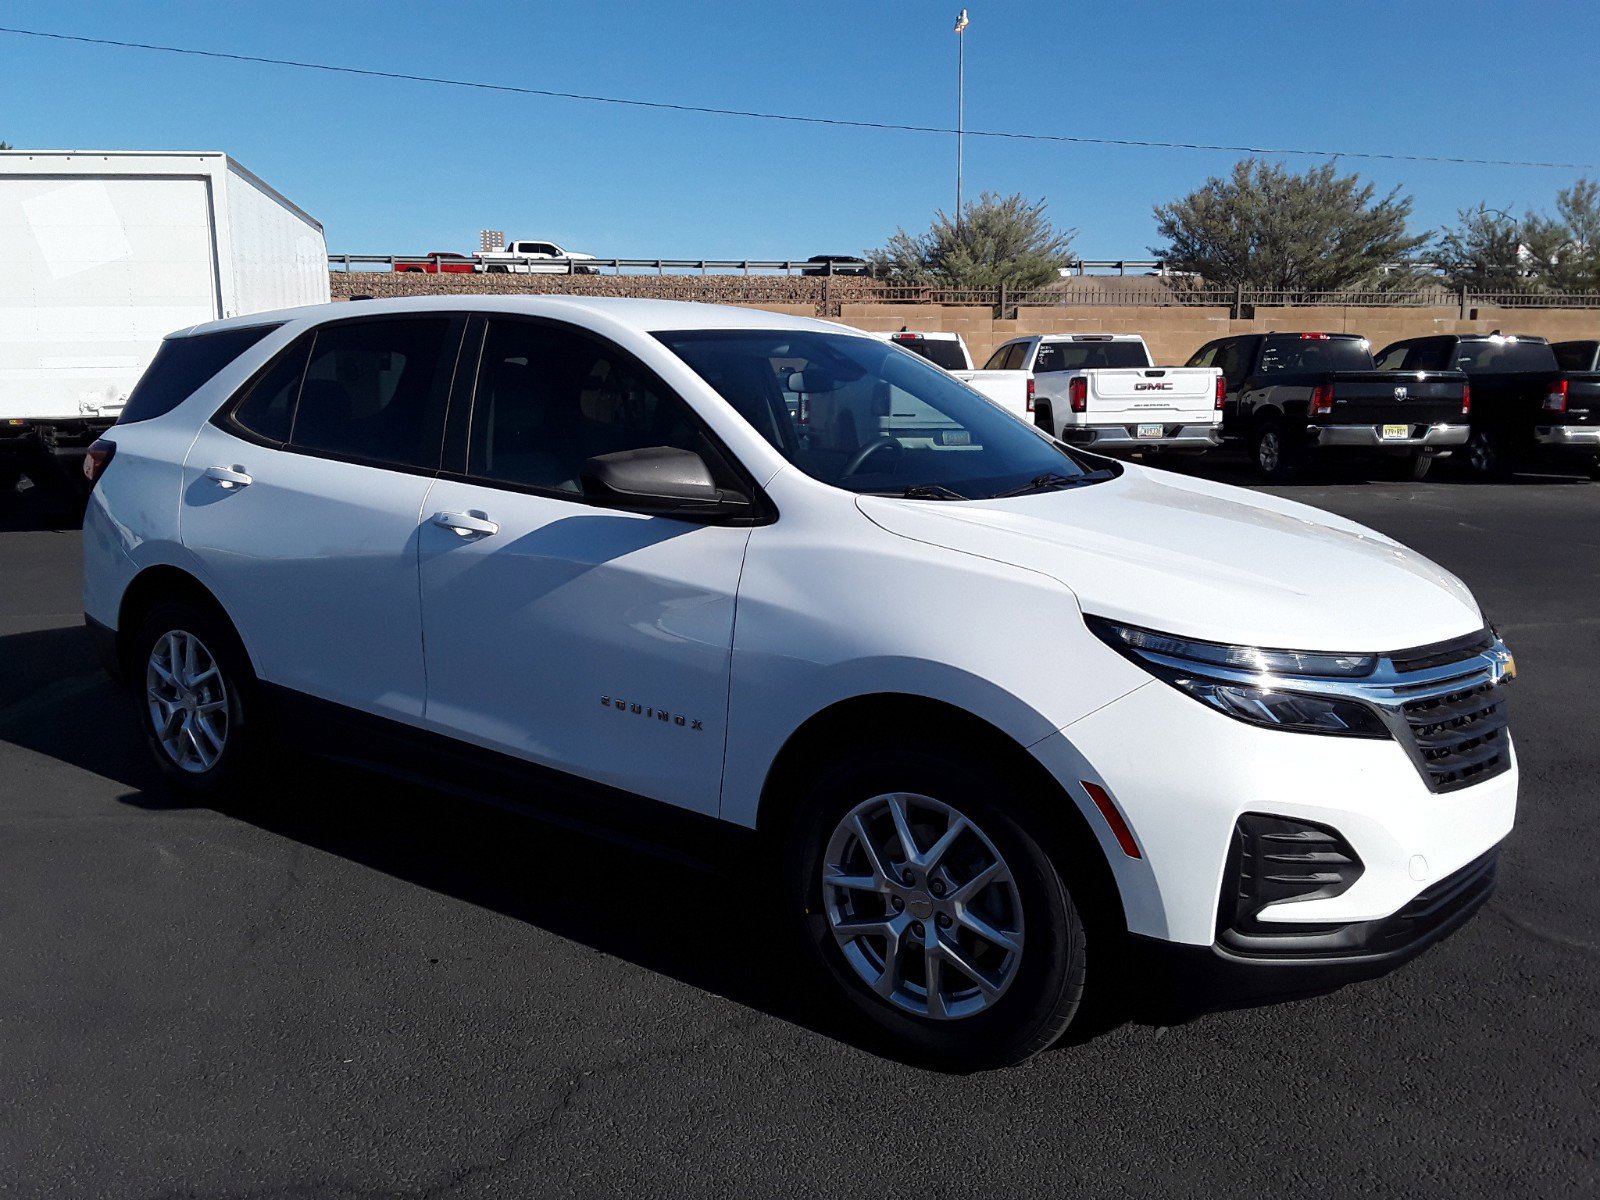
{"left": 868, "top": 192, "right": 1073, "bottom": 290}
{"left": 1150, "top": 159, "right": 1425, "bottom": 293}
{"left": 1544, "top": 178, "right": 1600, "bottom": 292}
{"left": 1434, "top": 205, "right": 1538, "bottom": 293}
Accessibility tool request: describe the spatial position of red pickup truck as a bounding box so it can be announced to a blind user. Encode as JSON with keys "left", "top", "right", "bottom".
{"left": 393, "top": 252, "right": 475, "bottom": 274}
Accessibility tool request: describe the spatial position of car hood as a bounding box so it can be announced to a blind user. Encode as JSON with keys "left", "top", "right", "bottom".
{"left": 856, "top": 466, "right": 1482, "bottom": 653}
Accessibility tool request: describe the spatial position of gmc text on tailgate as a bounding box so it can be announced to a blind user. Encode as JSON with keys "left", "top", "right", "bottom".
{"left": 1375, "top": 334, "right": 1600, "bottom": 479}
{"left": 1189, "top": 332, "right": 1471, "bottom": 480}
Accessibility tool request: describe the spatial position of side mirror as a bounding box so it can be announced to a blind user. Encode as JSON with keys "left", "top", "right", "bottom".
{"left": 580, "top": 446, "right": 730, "bottom": 512}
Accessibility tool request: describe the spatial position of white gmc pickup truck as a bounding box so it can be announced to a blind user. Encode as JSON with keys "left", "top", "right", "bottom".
{"left": 871, "top": 331, "right": 1034, "bottom": 421}
{"left": 984, "top": 334, "right": 1224, "bottom": 455}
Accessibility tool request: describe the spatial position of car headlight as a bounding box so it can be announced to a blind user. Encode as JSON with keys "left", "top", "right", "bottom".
{"left": 1087, "top": 616, "right": 1390, "bottom": 738}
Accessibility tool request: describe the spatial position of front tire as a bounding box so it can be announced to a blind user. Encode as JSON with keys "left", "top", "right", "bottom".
{"left": 783, "top": 745, "right": 1086, "bottom": 1070}
{"left": 131, "top": 600, "right": 263, "bottom": 797}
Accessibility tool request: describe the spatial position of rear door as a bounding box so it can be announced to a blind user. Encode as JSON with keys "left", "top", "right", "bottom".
{"left": 182, "top": 313, "right": 464, "bottom": 721}
{"left": 416, "top": 315, "right": 752, "bottom": 816}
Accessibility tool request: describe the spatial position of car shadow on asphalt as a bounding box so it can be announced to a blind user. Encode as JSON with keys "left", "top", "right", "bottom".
{"left": 0, "top": 620, "right": 1191, "bottom": 1069}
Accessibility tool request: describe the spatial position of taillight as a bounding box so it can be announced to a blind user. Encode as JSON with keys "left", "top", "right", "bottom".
{"left": 1069, "top": 376, "right": 1088, "bottom": 413}
{"left": 1214, "top": 373, "right": 1226, "bottom": 410}
{"left": 1300, "top": 332, "right": 1332, "bottom": 340}
{"left": 1544, "top": 379, "right": 1569, "bottom": 412}
{"left": 1026, "top": 376, "right": 1036, "bottom": 413}
{"left": 83, "top": 439, "right": 116, "bottom": 487}
{"left": 1310, "top": 383, "right": 1335, "bottom": 416}
{"left": 1462, "top": 382, "right": 1471, "bottom": 416}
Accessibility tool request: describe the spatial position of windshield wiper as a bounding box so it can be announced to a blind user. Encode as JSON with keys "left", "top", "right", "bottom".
{"left": 898, "top": 484, "right": 968, "bottom": 501}
{"left": 991, "top": 470, "right": 1115, "bottom": 499}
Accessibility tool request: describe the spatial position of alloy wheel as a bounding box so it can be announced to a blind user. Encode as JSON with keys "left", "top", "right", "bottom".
{"left": 1257, "top": 429, "right": 1281, "bottom": 473}
{"left": 1468, "top": 432, "right": 1496, "bottom": 474}
{"left": 821, "top": 792, "right": 1025, "bottom": 1020}
{"left": 145, "top": 630, "right": 230, "bottom": 773}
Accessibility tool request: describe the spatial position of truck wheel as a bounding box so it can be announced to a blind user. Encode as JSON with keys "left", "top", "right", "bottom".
{"left": 131, "top": 599, "right": 266, "bottom": 797}
{"left": 1251, "top": 418, "right": 1299, "bottom": 480}
{"left": 486, "top": 264, "right": 508, "bottom": 275}
{"left": 1387, "top": 452, "right": 1434, "bottom": 482}
{"left": 783, "top": 744, "right": 1086, "bottom": 1070}
{"left": 1465, "top": 429, "right": 1508, "bottom": 479}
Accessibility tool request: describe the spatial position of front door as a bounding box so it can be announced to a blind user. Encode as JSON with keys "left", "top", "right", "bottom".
{"left": 417, "top": 317, "right": 751, "bottom": 816}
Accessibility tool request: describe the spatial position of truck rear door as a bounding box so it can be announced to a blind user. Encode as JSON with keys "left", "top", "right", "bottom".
{"left": 1085, "top": 368, "right": 1219, "bottom": 429}
{"left": 1320, "top": 371, "right": 1466, "bottom": 430}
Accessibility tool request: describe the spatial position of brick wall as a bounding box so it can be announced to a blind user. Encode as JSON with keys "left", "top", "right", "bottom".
{"left": 332, "top": 273, "right": 1600, "bottom": 366}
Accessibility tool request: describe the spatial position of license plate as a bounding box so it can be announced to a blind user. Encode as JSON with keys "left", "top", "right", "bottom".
{"left": 1381, "top": 424, "right": 1410, "bottom": 440}
{"left": 1136, "top": 423, "right": 1164, "bottom": 439}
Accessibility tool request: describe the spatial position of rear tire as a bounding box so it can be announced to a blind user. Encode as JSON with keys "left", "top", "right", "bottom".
{"left": 1387, "top": 452, "right": 1434, "bottom": 481}
{"left": 783, "top": 744, "right": 1087, "bottom": 1070}
{"left": 130, "top": 599, "right": 265, "bottom": 798}
{"left": 1251, "top": 417, "right": 1300, "bottom": 480}
{"left": 1465, "top": 428, "right": 1509, "bottom": 479}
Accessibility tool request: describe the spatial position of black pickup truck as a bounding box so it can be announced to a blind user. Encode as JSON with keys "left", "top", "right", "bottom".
{"left": 1374, "top": 334, "right": 1600, "bottom": 478}
{"left": 1187, "top": 332, "right": 1470, "bottom": 479}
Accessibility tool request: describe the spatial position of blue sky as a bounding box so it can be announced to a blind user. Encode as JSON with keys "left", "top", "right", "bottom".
{"left": 1, "top": 1, "right": 1594, "bottom": 260}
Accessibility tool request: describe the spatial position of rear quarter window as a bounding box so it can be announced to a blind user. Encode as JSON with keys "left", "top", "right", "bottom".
{"left": 117, "top": 325, "right": 280, "bottom": 425}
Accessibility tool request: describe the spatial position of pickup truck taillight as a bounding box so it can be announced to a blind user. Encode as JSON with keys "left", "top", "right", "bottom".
{"left": 1069, "top": 377, "right": 1087, "bottom": 413}
{"left": 1026, "top": 376, "right": 1036, "bottom": 413}
{"left": 1544, "top": 379, "right": 1568, "bottom": 412}
{"left": 1462, "top": 383, "right": 1471, "bottom": 416}
{"left": 1310, "top": 383, "right": 1335, "bottom": 416}
{"left": 83, "top": 439, "right": 116, "bottom": 488}
{"left": 1214, "top": 374, "right": 1226, "bottom": 410}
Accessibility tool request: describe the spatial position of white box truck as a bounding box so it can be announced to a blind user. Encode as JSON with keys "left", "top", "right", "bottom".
{"left": 0, "top": 150, "right": 329, "bottom": 488}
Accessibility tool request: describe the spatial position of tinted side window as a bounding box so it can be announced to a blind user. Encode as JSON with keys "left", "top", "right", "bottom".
{"left": 1373, "top": 344, "right": 1410, "bottom": 371}
{"left": 1403, "top": 341, "right": 1452, "bottom": 371}
{"left": 1003, "top": 343, "right": 1030, "bottom": 371}
{"left": 468, "top": 319, "right": 732, "bottom": 495}
{"left": 1554, "top": 341, "right": 1599, "bottom": 371}
{"left": 120, "top": 325, "right": 280, "bottom": 425}
{"left": 982, "top": 344, "right": 1012, "bottom": 370}
{"left": 290, "top": 318, "right": 457, "bottom": 470}
{"left": 1187, "top": 343, "right": 1219, "bottom": 369}
{"left": 1215, "top": 340, "right": 1251, "bottom": 387}
{"left": 227, "top": 337, "right": 312, "bottom": 444}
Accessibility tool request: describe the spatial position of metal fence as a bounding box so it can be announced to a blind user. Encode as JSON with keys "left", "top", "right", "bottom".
{"left": 328, "top": 255, "right": 1600, "bottom": 316}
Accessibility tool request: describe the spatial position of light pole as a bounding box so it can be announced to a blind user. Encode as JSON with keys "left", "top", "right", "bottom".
{"left": 955, "top": 9, "right": 968, "bottom": 233}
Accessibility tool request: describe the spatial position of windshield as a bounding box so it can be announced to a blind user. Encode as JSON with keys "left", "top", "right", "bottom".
{"left": 1453, "top": 338, "right": 1559, "bottom": 374}
{"left": 887, "top": 337, "right": 968, "bottom": 370}
{"left": 656, "top": 329, "right": 1114, "bottom": 499}
{"left": 1035, "top": 341, "right": 1149, "bottom": 372}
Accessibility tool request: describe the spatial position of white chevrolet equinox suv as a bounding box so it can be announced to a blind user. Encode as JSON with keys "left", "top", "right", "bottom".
{"left": 83, "top": 297, "right": 1518, "bottom": 1068}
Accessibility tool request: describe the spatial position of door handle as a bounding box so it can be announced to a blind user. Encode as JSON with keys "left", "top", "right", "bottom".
{"left": 432, "top": 511, "right": 499, "bottom": 538}
{"left": 203, "top": 465, "right": 253, "bottom": 489}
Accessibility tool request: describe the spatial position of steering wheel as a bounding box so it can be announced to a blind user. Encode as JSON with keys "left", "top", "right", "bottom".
{"left": 838, "top": 435, "right": 903, "bottom": 481}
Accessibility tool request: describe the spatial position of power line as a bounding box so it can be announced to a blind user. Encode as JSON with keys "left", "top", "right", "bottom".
{"left": 2, "top": 24, "right": 1596, "bottom": 172}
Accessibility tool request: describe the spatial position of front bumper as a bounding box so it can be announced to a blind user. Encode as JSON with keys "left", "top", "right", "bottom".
{"left": 1029, "top": 669, "right": 1518, "bottom": 950}
{"left": 1127, "top": 845, "right": 1499, "bottom": 1008}
{"left": 1308, "top": 422, "right": 1470, "bottom": 450}
{"left": 1057, "top": 423, "right": 1223, "bottom": 452}
{"left": 1533, "top": 425, "right": 1600, "bottom": 448}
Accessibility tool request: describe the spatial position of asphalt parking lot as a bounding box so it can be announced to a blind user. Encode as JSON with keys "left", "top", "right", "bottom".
{"left": 2, "top": 464, "right": 1597, "bottom": 1199}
